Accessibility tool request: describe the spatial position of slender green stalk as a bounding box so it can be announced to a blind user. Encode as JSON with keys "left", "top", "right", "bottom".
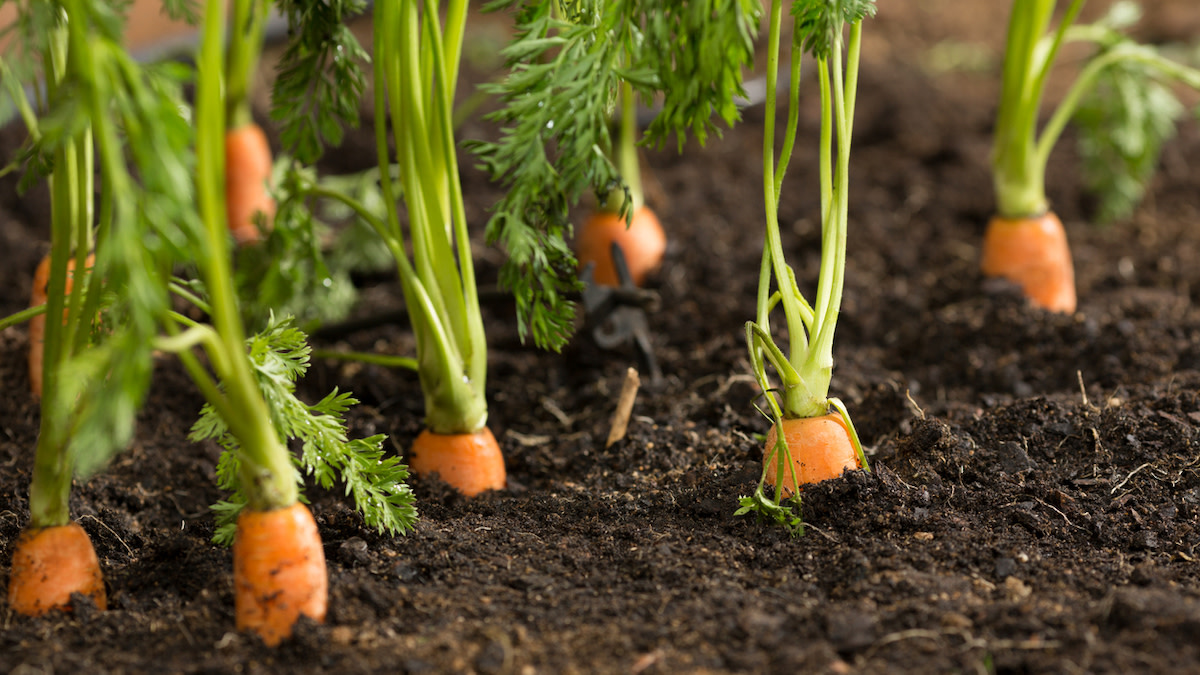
{"left": 193, "top": 0, "right": 298, "bottom": 510}
{"left": 609, "top": 80, "right": 642, "bottom": 212}
{"left": 1035, "top": 44, "right": 1200, "bottom": 168}
{"left": 758, "top": 0, "right": 807, "bottom": 416}
{"left": 311, "top": 349, "right": 420, "bottom": 371}
{"left": 226, "top": 0, "right": 271, "bottom": 127}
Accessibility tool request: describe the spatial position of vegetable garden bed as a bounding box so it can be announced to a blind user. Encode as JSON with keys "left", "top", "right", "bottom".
{"left": 3, "top": 0, "right": 1200, "bottom": 672}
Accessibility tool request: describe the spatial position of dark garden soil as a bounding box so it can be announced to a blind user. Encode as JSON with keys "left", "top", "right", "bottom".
{"left": 4, "top": 1, "right": 1200, "bottom": 673}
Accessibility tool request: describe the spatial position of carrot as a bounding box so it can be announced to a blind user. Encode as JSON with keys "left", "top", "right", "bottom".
{"left": 7, "top": 522, "right": 106, "bottom": 616}
{"left": 225, "top": 122, "right": 276, "bottom": 245}
{"left": 408, "top": 427, "right": 506, "bottom": 497}
{"left": 28, "top": 252, "right": 95, "bottom": 398}
{"left": 980, "top": 212, "right": 1076, "bottom": 313}
{"left": 763, "top": 413, "right": 862, "bottom": 497}
{"left": 576, "top": 205, "right": 666, "bottom": 286}
{"left": 233, "top": 502, "right": 327, "bottom": 646}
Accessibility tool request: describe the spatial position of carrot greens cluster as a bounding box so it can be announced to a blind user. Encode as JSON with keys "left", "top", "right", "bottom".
{"left": 470, "top": 0, "right": 760, "bottom": 349}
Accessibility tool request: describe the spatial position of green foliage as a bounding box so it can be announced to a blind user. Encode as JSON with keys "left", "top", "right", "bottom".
{"left": 270, "top": 0, "right": 369, "bottom": 163}
{"left": 470, "top": 0, "right": 759, "bottom": 350}
{"left": 235, "top": 162, "right": 358, "bottom": 331}
{"left": 192, "top": 316, "right": 418, "bottom": 545}
{"left": 735, "top": 487, "right": 805, "bottom": 538}
{"left": 791, "top": 0, "right": 876, "bottom": 59}
{"left": 159, "top": 0, "right": 199, "bottom": 23}
{"left": 45, "top": 20, "right": 200, "bottom": 478}
{"left": 1073, "top": 59, "right": 1184, "bottom": 223}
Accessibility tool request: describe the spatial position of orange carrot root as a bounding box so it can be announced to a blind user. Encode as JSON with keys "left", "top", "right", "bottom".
{"left": 233, "top": 502, "right": 327, "bottom": 646}
{"left": 225, "top": 123, "right": 276, "bottom": 245}
{"left": 409, "top": 427, "right": 506, "bottom": 497}
{"left": 575, "top": 205, "right": 666, "bottom": 286}
{"left": 28, "top": 252, "right": 95, "bottom": 398}
{"left": 7, "top": 522, "right": 107, "bottom": 616}
{"left": 763, "top": 413, "right": 861, "bottom": 496}
{"left": 980, "top": 212, "right": 1076, "bottom": 313}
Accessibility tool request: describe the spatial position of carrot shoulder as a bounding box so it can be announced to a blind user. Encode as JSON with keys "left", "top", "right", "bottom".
{"left": 980, "top": 212, "right": 1076, "bottom": 313}
{"left": 763, "top": 413, "right": 861, "bottom": 496}
{"left": 575, "top": 205, "right": 666, "bottom": 286}
{"left": 233, "top": 502, "right": 327, "bottom": 646}
{"left": 7, "top": 522, "right": 107, "bottom": 616}
{"left": 408, "top": 427, "right": 506, "bottom": 497}
{"left": 225, "top": 122, "right": 276, "bottom": 245}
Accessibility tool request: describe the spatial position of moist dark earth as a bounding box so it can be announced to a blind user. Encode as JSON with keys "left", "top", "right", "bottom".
{"left": 4, "top": 1, "right": 1200, "bottom": 673}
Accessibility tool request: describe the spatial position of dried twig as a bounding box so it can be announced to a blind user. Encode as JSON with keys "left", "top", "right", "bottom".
{"left": 606, "top": 368, "right": 641, "bottom": 448}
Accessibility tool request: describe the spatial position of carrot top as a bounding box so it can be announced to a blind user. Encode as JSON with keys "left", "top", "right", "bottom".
{"left": 992, "top": 0, "right": 1200, "bottom": 222}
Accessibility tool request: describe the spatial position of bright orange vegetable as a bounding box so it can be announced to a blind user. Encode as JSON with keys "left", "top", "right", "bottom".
{"left": 575, "top": 205, "right": 666, "bottom": 286}
{"left": 225, "top": 122, "right": 276, "bottom": 245}
{"left": 980, "top": 212, "right": 1076, "bottom": 313}
{"left": 233, "top": 502, "right": 327, "bottom": 646}
{"left": 28, "top": 252, "right": 94, "bottom": 398}
{"left": 408, "top": 427, "right": 506, "bottom": 497}
{"left": 7, "top": 522, "right": 107, "bottom": 616}
{"left": 763, "top": 413, "right": 861, "bottom": 496}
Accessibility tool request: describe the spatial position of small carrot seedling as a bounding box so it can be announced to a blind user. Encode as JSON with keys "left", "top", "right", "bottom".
{"left": 735, "top": 0, "right": 875, "bottom": 537}
{"left": 983, "top": 0, "right": 1200, "bottom": 312}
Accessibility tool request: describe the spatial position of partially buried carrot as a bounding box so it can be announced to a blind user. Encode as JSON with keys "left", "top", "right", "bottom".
{"left": 7, "top": 521, "right": 107, "bottom": 616}
{"left": 980, "top": 211, "right": 1076, "bottom": 313}
{"left": 408, "top": 427, "right": 506, "bottom": 497}
{"left": 28, "top": 252, "right": 95, "bottom": 398}
{"left": 233, "top": 502, "right": 327, "bottom": 646}
{"left": 576, "top": 205, "right": 666, "bottom": 286}
{"left": 763, "top": 413, "right": 862, "bottom": 497}
{"left": 225, "top": 122, "right": 276, "bottom": 245}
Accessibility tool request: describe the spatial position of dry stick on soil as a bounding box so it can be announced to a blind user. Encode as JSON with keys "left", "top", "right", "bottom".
{"left": 605, "top": 367, "right": 641, "bottom": 448}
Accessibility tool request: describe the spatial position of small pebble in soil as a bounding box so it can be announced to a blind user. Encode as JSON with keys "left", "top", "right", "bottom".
{"left": 994, "top": 557, "right": 1017, "bottom": 579}
{"left": 997, "top": 441, "right": 1036, "bottom": 474}
{"left": 475, "top": 640, "right": 509, "bottom": 675}
{"left": 826, "top": 610, "right": 877, "bottom": 654}
{"left": 339, "top": 536, "right": 370, "bottom": 565}
{"left": 1132, "top": 529, "right": 1158, "bottom": 550}
{"left": 1004, "top": 576, "right": 1032, "bottom": 601}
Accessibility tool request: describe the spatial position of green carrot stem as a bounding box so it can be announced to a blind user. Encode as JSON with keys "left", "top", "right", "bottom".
{"left": 617, "top": 79, "right": 642, "bottom": 212}
{"left": 196, "top": 0, "right": 297, "bottom": 510}
{"left": 760, "top": 0, "right": 807, "bottom": 377}
{"left": 311, "top": 349, "right": 420, "bottom": 371}
{"left": 225, "top": 0, "right": 270, "bottom": 128}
